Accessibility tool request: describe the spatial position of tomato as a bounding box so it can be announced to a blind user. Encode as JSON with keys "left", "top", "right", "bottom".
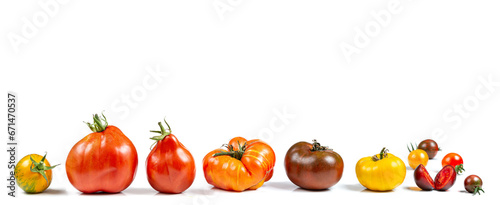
{"left": 146, "top": 120, "right": 195, "bottom": 194}
{"left": 407, "top": 143, "right": 428, "bottom": 169}
{"left": 434, "top": 165, "right": 456, "bottom": 191}
{"left": 442, "top": 152, "right": 465, "bottom": 174}
{"left": 356, "top": 148, "right": 406, "bottom": 191}
{"left": 284, "top": 140, "right": 343, "bottom": 190}
{"left": 413, "top": 164, "right": 434, "bottom": 191}
{"left": 66, "top": 113, "right": 138, "bottom": 193}
{"left": 464, "top": 175, "right": 484, "bottom": 195}
{"left": 15, "top": 153, "right": 58, "bottom": 193}
{"left": 202, "top": 137, "right": 276, "bottom": 191}
{"left": 417, "top": 139, "right": 440, "bottom": 159}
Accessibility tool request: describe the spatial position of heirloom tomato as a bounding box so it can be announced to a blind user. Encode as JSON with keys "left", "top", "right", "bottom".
{"left": 15, "top": 153, "right": 58, "bottom": 193}
{"left": 146, "top": 119, "right": 195, "bottom": 194}
{"left": 417, "top": 139, "right": 440, "bottom": 159}
{"left": 66, "top": 113, "right": 138, "bottom": 193}
{"left": 355, "top": 148, "right": 406, "bottom": 191}
{"left": 464, "top": 175, "right": 484, "bottom": 195}
{"left": 442, "top": 153, "right": 465, "bottom": 174}
{"left": 284, "top": 140, "right": 343, "bottom": 190}
{"left": 203, "top": 137, "right": 275, "bottom": 191}
{"left": 407, "top": 143, "right": 428, "bottom": 169}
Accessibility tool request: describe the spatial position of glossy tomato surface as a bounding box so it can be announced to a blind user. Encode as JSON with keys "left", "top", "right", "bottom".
{"left": 356, "top": 148, "right": 406, "bottom": 191}
{"left": 442, "top": 153, "right": 463, "bottom": 167}
{"left": 15, "top": 154, "right": 55, "bottom": 193}
{"left": 413, "top": 164, "right": 434, "bottom": 191}
{"left": 418, "top": 139, "right": 439, "bottom": 159}
{"left": 408, "top": 149, "right": 428, "bottom": 169}
{"left": 146, "top": 121, "right": 195, "bottom": 194}
{"left": 464, "top": 175, "right": 484, "bottom": 195}
{"left": 203, "top": 137, "right": 276, "bottom": 191}
{"left": 284, "top": 141, "right": 343, "bottom": 190}
{"left": 66, "top": 121, "right": 138, "bottom": 193}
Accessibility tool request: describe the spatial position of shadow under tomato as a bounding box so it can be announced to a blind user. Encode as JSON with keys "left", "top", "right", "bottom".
{"left": 123, "top": 187, "right": 157, "bottom": 195}
{"left": 293, "top": 187, "right": 330, "bottom": 192}
{"left": 264, "top": 181, "right": 297, "bottom": 191}
{"left": 42, "top": 189, "right": 67, "bottom": 195}
{"left": 185, "top": 187, "right": 219, "bottom": 196}
{"left": 405, "top": 186, "right": 426, "bottom": 191}
{"left": 343, "top": 184, "right": 365, "bottom": 192}
{"left": 361, "top": 189, "right": 394, "bottom": 193}
{"left": 79, "top": 191, "right": 125, "bottom": 196}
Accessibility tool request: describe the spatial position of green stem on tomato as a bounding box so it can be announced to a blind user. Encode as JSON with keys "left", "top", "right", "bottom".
{"left": 213, "top": 141, "right": 246, "bottom": 160}
{"left": 455, "top": 164, "right": 465, "bottom": 175}
{"left": 84, "top": 112, "right": 108, "bottom": 132}
{"left": 29, "top": 153, "right": 59, "bottom": 184}
{"left": 473, "top": 186, "right": 485, "bottom": 196}
{"left": 372, "top": 147, "right": 389, "bottom": 161}
{"left": 149, "top": 118, "right": 172, "bottom": 150}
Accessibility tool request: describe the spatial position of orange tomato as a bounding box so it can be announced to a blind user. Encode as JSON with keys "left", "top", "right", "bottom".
{"left": 202, "top": 137, "right": 276, "bottom": 191}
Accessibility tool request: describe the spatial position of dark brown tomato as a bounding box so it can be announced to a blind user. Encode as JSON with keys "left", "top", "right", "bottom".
{"left": 418, "top": 139, "right": 440, "bottom": 159}
{"left": 284, "top": 140, "right": 343, "bottom": 190}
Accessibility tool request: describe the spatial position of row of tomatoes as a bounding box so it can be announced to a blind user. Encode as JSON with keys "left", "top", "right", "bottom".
{"left": 15, "top": 113, "right": 484, "bottom": 195}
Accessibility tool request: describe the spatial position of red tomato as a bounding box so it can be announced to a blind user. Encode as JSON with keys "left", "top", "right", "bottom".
{"left": 66, "top": 114, "right": 138, "bottom": 193}
{"left": 146, "top": 120, "right": 195, "bottom": 194}
{"left": 203, "top": 137, "right": 276, "bottom": 191}
{"left": 442, "top": 152, "right": 464, "bottom": 174}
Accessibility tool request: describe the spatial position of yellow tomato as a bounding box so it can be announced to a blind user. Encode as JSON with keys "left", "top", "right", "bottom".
{"left": 15, "top": 153, "right": 58, "bottom": 193}
{"left": 408, "top": 149, "right": 428, "bottom": 169}
{"left": 355, "top": 148, "right": 406, "bottom": 191}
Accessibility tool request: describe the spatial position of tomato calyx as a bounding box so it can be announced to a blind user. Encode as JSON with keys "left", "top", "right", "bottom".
{"left": 149, "top": 118, "right": 172, "bottom": 150}
{"left": 455, "top": 164, "right": 465, "bottom": 175}
{"left": 371, "top": 147, "right": 389, "bottom": 161}
{"left": 213, "top": 141, "right": 247, "bottom": 160}
{"left": 30, "top": 153, "right": 59, "bottom": 184}
{"left": 407, "top": 143, "right": 418, "bottom": 152}
{"left": 472, "top": 186, "right": 485, "bottom": 195}
{"left": 84, "top": 112, "right": 108, "bottom": 132}
{"left": 310, "top": 139, "right": 332, "bottom": 151}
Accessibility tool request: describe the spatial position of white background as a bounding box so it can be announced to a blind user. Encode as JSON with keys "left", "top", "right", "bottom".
{"left": 1, "top": 0, "right": 499, "bottom": 204}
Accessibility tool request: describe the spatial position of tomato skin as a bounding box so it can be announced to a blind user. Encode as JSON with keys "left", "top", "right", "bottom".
{"left": 146, "top": 134, "right": 195, "bottom": 194}
{"left": 413, "top": 164, "right": 434, "bottom": 191}
{"left": 418, "top": 139, "right": 439, "bottom": 159}
{"left": 408, "top": 149, "right": 429, "bottom": 169}
{"left": 66, "top": 125, "right": 138, "bottom": 193}
{"left": 284, "top": 141, "right": 344, "bottom": 190}
{"left": 202, "top": 137, "right": 276, "bottom": 191}
{"left": 356, "top": 149, "right": 406, "bottom": 191}
{"left": 15, "top": 154, "right": 53, "bottom": 193}
{"left": 442, "top": 153, "right": 463, "bottom": 167}
{"left": 464, "top": 175, "right": 484, "bottom": 195}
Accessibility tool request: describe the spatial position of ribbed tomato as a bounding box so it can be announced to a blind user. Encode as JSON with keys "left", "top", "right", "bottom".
{"left": 356, "top": 148, "right": 406, "bottom": 191}
{"left": 146, "top": 120, "right": 195, "bottom": 194}
{"left": 203, "top": 137, "right": 275, "bottom": 191}
{"left": 66, "top": 113, "right": 138, "bottom": 193}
